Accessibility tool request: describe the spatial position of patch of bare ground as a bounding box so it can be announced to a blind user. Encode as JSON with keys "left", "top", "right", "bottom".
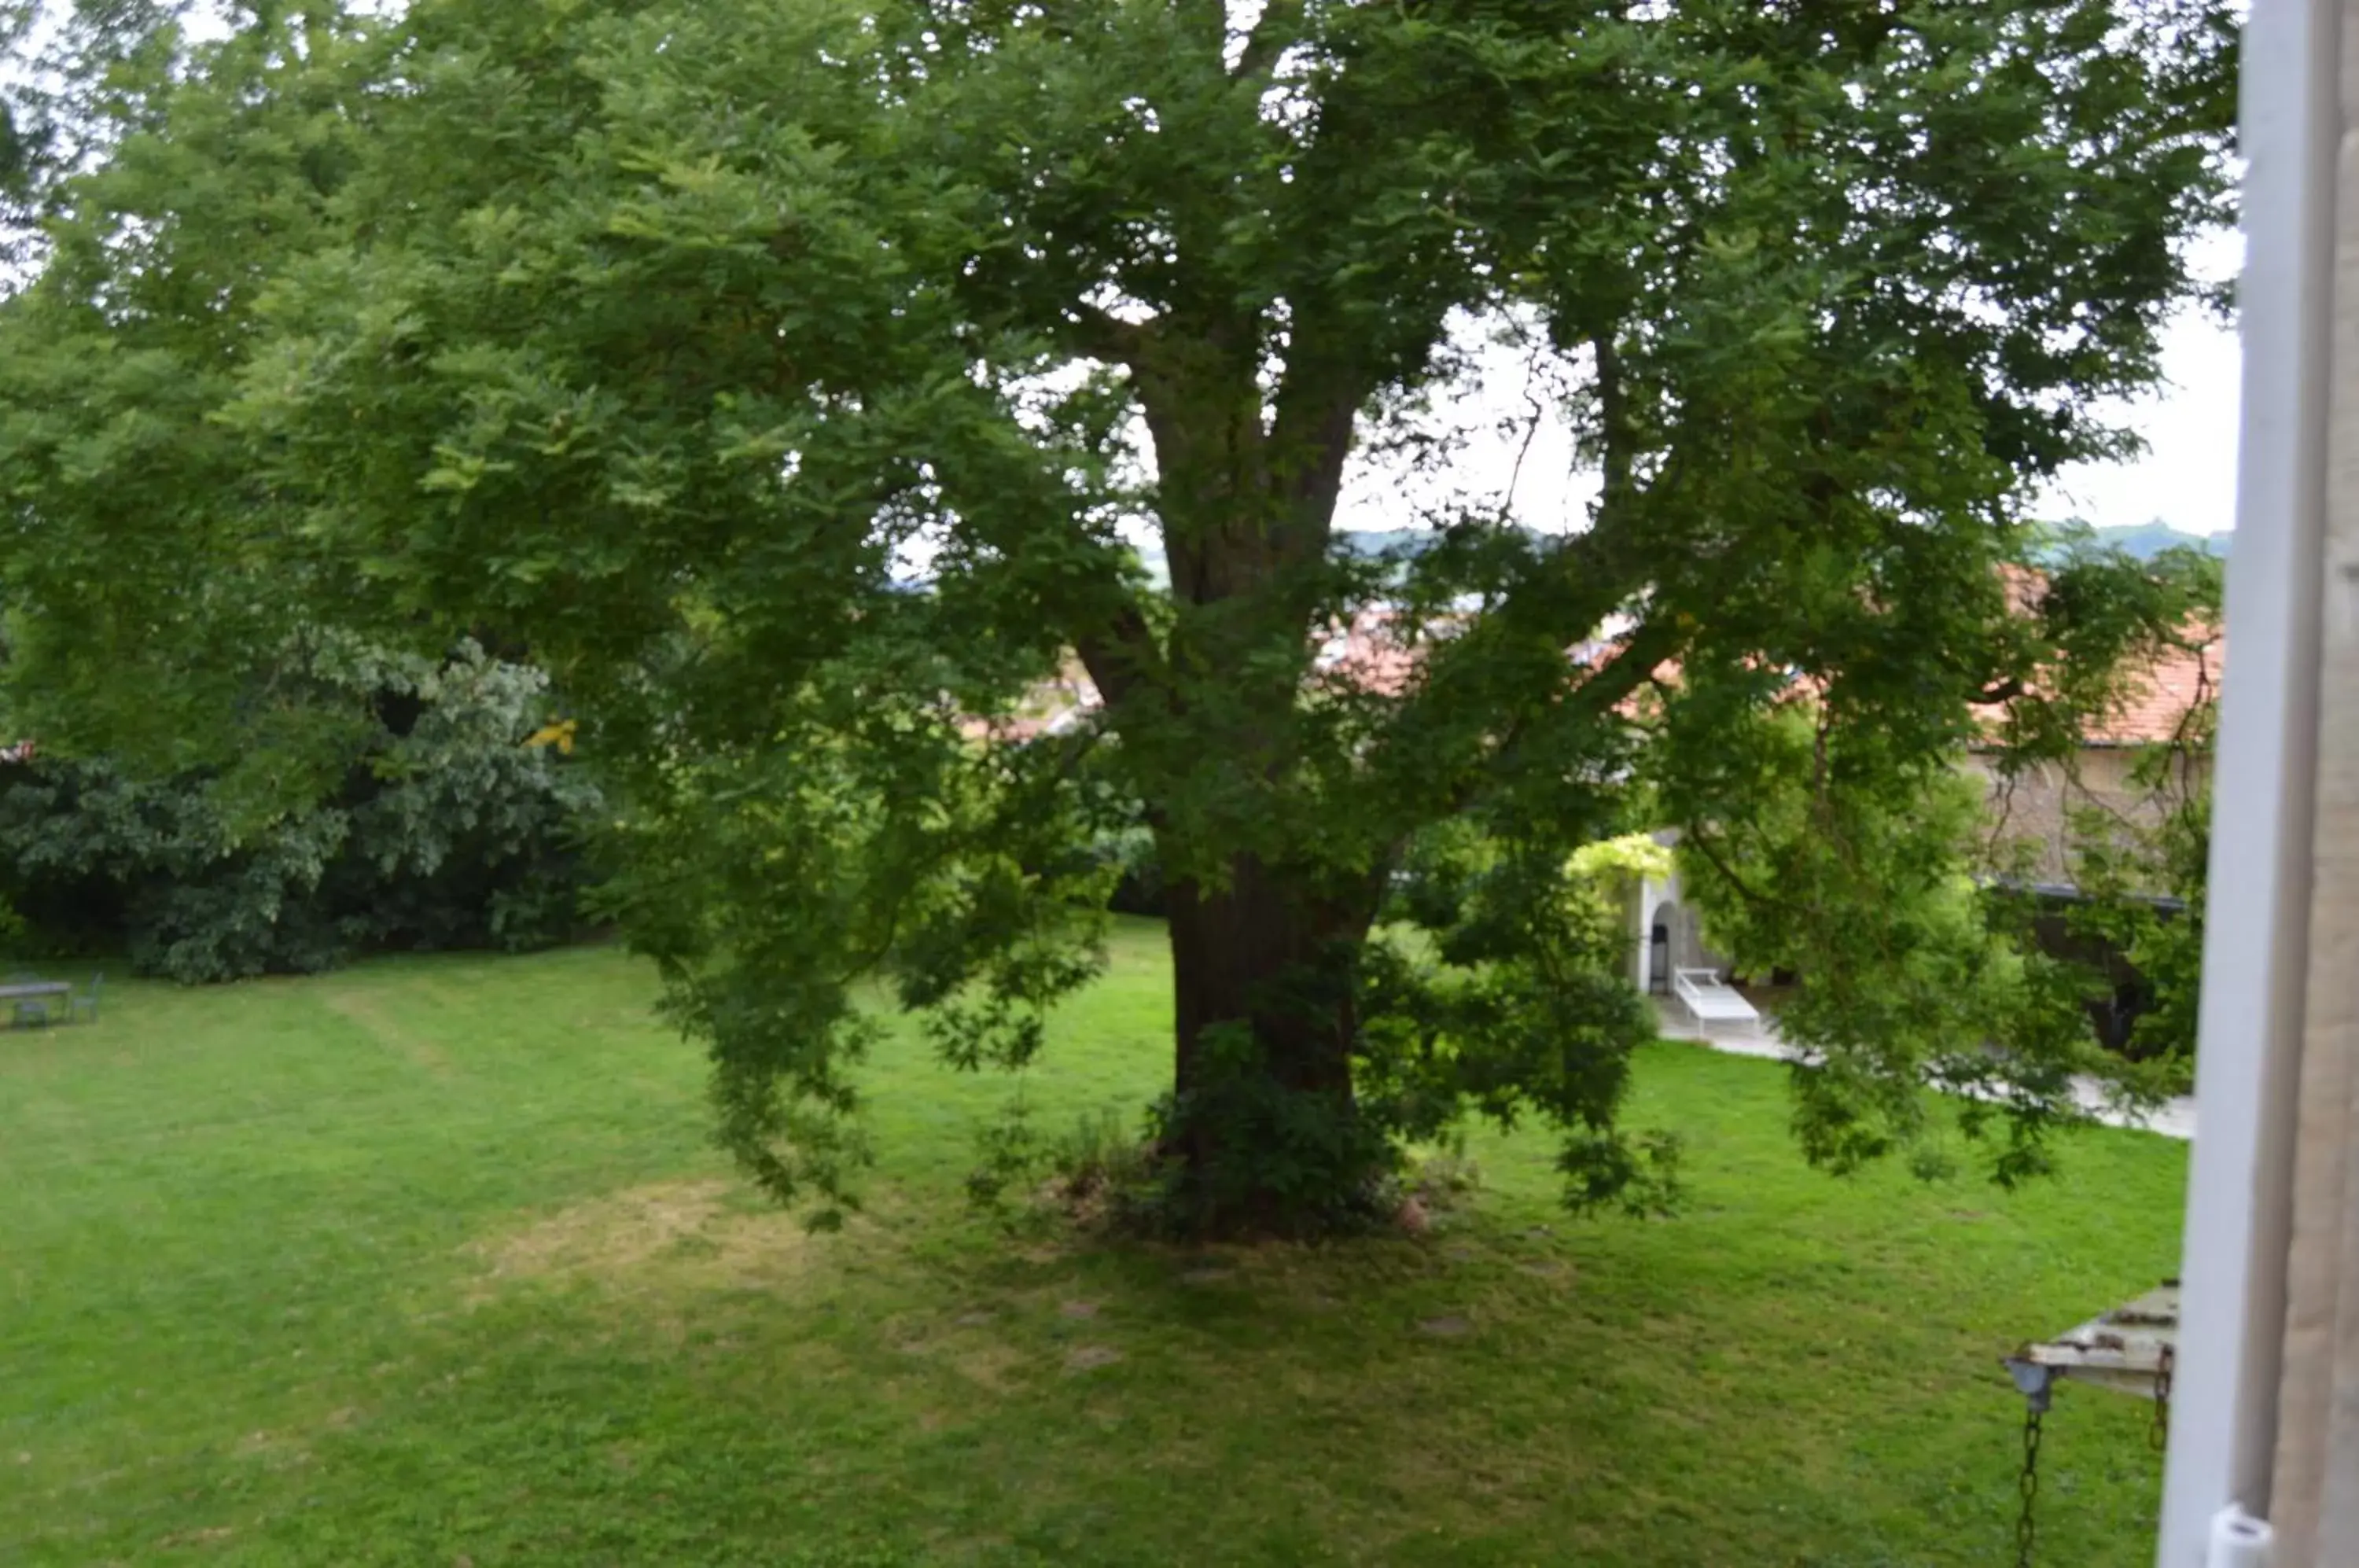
{"left": 463, "top": 1179, "right": 840, "bottom": 1302}
{"left": 318, "top": 989, "right": 453, "bottom": 1076}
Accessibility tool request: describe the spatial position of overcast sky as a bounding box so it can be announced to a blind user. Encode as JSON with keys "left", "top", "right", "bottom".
{"left": 2041, "top": 304, "right": 2242, "bottom": 539}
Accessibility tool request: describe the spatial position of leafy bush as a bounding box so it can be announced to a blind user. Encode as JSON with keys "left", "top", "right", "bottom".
{"left": 962, "top": 1099, "right": 1159, "bottom": 1233}
{"left": 2054, "top": 737, "right": 2210, "bottom": 1088}
{"left": 1392, "top": 1134, "right": 1485, "bottom": 1222}
{"left": 1091, "top": 824, "right": 1166, "bottom": 918}
{"left": 1984, "top": 546, "right": 2220, "bottom": 1094}
{"left": 0, "top": 644, "right": 598, "bottom": 981}
{"left": 1049, "top": 1106, "right": 1156, "bottom": 1202}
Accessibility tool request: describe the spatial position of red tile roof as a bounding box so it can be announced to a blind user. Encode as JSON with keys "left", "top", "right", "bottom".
{"left": 2084, "top": 630, "right": 2222, "bottom": 746}
{"left": 1312, "top": 609, "right": 1428, "bottom": 697}
{"left": 1976, "top": 564, "right": 2221, "bottom": 747}
{"left": 969, "top": 569, "right": 2221, "bottom": 750}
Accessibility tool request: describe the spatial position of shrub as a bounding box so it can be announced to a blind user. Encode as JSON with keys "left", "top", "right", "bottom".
{"left": 0, "top": 643, "right": 598, "bottom": 981}
{"left": 1091, "top": 825, "right": 1166, "bottom": 918}
{"left": 1048, "top": 1106, "right": 1157, "bottom": 1207}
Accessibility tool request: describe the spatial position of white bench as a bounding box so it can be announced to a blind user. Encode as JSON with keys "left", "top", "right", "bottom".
{"left": 1673, "top": 967, "right": 1760, "bottom": 1036}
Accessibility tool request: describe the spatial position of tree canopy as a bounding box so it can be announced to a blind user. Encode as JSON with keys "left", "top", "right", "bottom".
{"left": 0, "top": 0, "right": 2236, "bottom": 1233}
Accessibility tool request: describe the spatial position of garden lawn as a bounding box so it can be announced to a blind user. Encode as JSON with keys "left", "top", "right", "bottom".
{"left": 2, "top": 919, "right": 2185, "bottom": 1566}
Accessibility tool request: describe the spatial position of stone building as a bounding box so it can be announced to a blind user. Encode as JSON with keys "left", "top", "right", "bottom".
{"left": 1629, "top": 628, "right": 2220, "bottom": 1002}
{"left": 1962, "top": 628, "right": 2222, "bottom": 889}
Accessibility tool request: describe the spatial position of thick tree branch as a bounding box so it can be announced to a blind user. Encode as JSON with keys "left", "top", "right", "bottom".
{"left": 1418, "top": 609, "right": 1685, "bottom": 822}
{"left": 1260, "top": 299, "right": 1368, "bottom": 580}
{"left": 1593, "top": 331, "right": 1632, "bottom": 509}
{"left": 1680, "top": 824, "right": 1776, "bottom": 912}
{"left": 1073, "top": 599, "right": 1165, "bottom": 714}
{"left": 1265, "top": 375, "right": 1360, "bottom": 554}
{"left": 1560, "top": 616, "right": 1682, "bottom": 725}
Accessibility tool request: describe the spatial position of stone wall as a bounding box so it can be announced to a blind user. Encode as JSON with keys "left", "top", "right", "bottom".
{"left": 1960, "top": 745, "right": 2184, "bottom": 886}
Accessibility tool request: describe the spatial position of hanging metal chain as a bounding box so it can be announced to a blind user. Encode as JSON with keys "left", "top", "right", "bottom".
{"left": 2150, "top": 1343, "right": 2175, "bottom": 1452}
{"left": 2015, "top": 1399, "right": 2044, "bottom": 1568}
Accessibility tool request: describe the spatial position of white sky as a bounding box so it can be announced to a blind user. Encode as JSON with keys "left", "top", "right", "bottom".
{"left": 1331, "top": 311, "right": 1603, "bottom": 538}
{"left": 2041, "top": 304, "right": 2242, "bottom": 539}
{"left": 1330, "top": 292, "right": 2244, "bottom": 544}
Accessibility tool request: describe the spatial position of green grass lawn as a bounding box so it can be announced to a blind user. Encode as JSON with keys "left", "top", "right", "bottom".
{"left": 3, "top": 919, "right": 2184, "bottom": 1566}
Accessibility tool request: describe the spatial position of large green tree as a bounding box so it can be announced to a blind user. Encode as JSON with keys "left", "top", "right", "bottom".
{"left": 0, "top": 0, "right": 2234, "bottom": 1231}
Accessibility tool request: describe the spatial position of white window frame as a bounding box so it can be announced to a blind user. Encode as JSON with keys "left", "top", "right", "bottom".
{"left": 2158, "top": 1, "right": 2339, "bottom": 1560}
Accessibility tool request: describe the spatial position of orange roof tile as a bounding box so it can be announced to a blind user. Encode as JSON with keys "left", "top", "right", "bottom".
{"left": 2085, "top": 631, "right": 2222, "bottom": 746}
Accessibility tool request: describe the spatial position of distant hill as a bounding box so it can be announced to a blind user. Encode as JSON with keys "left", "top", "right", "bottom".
{"left": 1339, "top": 523, "right": 2235, "bottom": 567}
{"left": 2085, "top": 521, "right": 2231, "bottom": 561}
{"left": 1334, "top": 528, "right": 1447, "bottom": 559}
{"left": 1129, "top": 521, "right": 2225, "bottom": 591}
{"left": 1139, "top": 526, "right": 1472, "bottom": 588}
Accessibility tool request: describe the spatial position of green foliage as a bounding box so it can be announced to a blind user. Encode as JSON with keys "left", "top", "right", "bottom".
{"left": 1037, "top": 1104, "right": 1164, "bottom": 1233}
{"left": 1662, "top": 540, "right": 2225, "bottom": 1178}
{"left": 1662, "top": 700, "right": 2096, "bottom": 1184}
{"left": 1093, "top": 824, "right": 1169, "bottom": 918}
{"left": 594, "top": 696, "right": 1123, "bottom": 1217}
{"left": 1368, "top": 822, "right": 1675, "bottom": 1213}
{"left": 1997, "top": 544, "right": 2221, "bottom": 1091}
{"left": 2069, "top": 553, "right": 2218, "bottom": 1074}
{"left": 0, "top": 642, "right": 596, "bottom": 981}
{"left": 1144, "top": 1016, "right": 1408, "bottom": 1237}
{"left": 0, "top": 0, "right": 2238, "bottom": 1228}
{"left": 2070, "top": 758, "right": 2210, "bottom": 1076}
{"left": 966, "top": 1097, "right": 1176, "bottom": 1233}
{"left": 1566, "top": 834, "right": 1673, "bottom": 889}
{"left": 1399, "top": 1130, "right": 1484, "bottom": 1213}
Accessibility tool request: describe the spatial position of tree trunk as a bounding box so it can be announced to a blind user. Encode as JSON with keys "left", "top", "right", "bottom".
{"left": 1159, "top": 852, "right": 1385, "bottom": 1234}
{"left": 1083, "top": 308, "right": 1382, "bottom": 1232}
